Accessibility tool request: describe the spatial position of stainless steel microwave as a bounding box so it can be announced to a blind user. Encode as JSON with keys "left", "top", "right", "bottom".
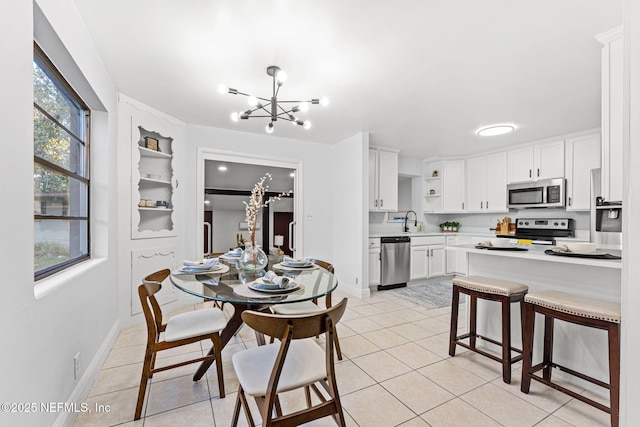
{"left": 507, "top": 178, "right": 566, "bottom": 209}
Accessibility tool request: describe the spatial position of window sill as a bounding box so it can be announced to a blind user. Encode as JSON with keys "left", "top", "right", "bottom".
{"left": 34, "top": 257, "right": 107, "bottom": 300}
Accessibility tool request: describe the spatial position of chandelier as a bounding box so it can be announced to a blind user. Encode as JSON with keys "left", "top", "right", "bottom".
{"left": 217, "top": 65, "right": 329, "bottom": 134}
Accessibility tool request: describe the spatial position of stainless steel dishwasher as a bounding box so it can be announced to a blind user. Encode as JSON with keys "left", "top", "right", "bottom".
{"left": 379, "top": 236, "right": 411, "bottom": 290}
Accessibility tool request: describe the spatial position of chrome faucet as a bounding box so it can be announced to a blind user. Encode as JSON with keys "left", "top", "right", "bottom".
{"left": 403, "top": 210, "right": 417, "bottom": 232}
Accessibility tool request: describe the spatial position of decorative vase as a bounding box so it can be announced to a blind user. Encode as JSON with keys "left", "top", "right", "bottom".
{"left": 239, "top": 244, "right": 268, "bottom": 271}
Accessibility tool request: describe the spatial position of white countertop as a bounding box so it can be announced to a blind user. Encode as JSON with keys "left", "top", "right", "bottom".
{"left": 447, "top": 244, "right": 622, "bottom": 269}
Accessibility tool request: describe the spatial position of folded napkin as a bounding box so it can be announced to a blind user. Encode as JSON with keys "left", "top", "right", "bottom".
{"left": 551, "top": 245, "right": 569, "bottom": 252}
{"left": 183, "top": 258, "right": 219, "bottom": 268}
{"left": 480, "top": 241, "right": 493, "bottom": 247}
{"left": 227, "top": 248, "right": 243, "bottom": 256}
{"left": 263, "top": 271, "right": 290, "bottom": 288}
{"left": 283, "top": 256, "right": 312, "bottom": 264}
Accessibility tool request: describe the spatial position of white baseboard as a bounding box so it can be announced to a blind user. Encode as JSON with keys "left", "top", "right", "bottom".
{"left": 53, "top": 319, "right": 120, "bottom": 427}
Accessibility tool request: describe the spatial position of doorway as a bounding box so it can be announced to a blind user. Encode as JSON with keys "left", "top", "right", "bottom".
{"left": 274, "top": 212, "right": 294, "bottom": 256}
{"left": 196, "top": 150, "right": 302, "bottom": 258}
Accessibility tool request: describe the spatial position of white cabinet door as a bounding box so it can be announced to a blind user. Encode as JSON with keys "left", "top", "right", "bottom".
{"left": 535, "top": 140, "right": 565, "bottom": 180}
{"left": 443, "top": 160, "right": 466, "bottom": 212}
{"left": 368, "top": 249, "right": 381, "bottom": 285}
{"left": 566, "top": 133, "right": 601, "bottom": 211}
{"left": 377, "top": 150, "right": 398, "bottom": 211}
{"left": 368, "top": 150, "right": 378, "bottom": 210}
{"left": 598, "top": 27, "right": 624, "bottom": 202}
{"left": 485, "top": 152, "right": 508, "bottom": 212}
{"left": 410, "top": 246, "right": 428, "bottom": 280}
{"left": 465, "top": 156, "right": 485, "bottom": 213}
{"left": 508, "top": 146, "right": 534, "bottom": 183}
{"left": 428, "top": 246, "right": 446, "bottom": 278}
{"left": 454, "top": 237, "right": 471, "bottom": 275}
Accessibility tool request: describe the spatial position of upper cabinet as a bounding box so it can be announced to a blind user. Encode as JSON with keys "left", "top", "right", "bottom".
{"left": 466, "top": 152, "right": 508, "bottom": 213}
{"left": 369, "top": 148, "right": 398, "bottom": 211}
{"left": 597, "top": 26, "right": 624, "bottom": 202}
{"left": 565, "top": 133, "right": 601, "bottom": 211}
{"left": 442, "top": 159, "right": 465, "bottom": 213}
{"left": 508, "top": 140, "right": 565, "bottom": 183}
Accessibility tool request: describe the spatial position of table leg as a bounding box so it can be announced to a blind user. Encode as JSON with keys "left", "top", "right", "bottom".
{"left": 192, "top": 303, "right": 267, "bottom": 381}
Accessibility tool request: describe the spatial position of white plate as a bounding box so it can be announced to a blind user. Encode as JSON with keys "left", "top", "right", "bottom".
{"left": 180, "top": 264, "right": 221, "bottom": 273}
{"left": 283, "top": 260, "right": 313, "bottom": 268}
{"left": 248, "top": 281, "right": 299, "bottom": 293}
{"left": 251, "top": 277, "right": 286, "bottom": 290}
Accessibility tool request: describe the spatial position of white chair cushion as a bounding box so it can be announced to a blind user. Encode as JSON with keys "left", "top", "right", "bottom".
{"left": 453, "top": 275, "right": 528, "bottom": 296}
{"left": 164, "top": 308, "right": 227, "bottom": 342}
{"left": 272, "top": 300, "right": 322, "bottom": 315}
{"left": 525, "top": 290, "right": 621, "bottom": 323}
{"left": 232, "top": 339, "right": 326, "bottom": 396}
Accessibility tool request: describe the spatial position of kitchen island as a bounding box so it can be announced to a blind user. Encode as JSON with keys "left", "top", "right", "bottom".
{"left": 447, "top": 244, "right": 621, "bottom": 396}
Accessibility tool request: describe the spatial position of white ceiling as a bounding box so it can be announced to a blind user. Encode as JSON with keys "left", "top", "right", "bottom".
{"left": 74, "top": 0, "right": 622, "bottom": 158}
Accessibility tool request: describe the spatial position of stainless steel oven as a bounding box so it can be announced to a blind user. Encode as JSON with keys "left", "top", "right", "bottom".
{"left": 507, "top": 178, "right": 566, "bottom": 209}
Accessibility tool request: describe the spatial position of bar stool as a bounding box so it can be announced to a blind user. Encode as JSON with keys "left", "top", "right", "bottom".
{"left": 449, "top": 275, "right": 529, "bottom": 384}
{"left": 520, "top": 290, "right": 620, "bottom": 427}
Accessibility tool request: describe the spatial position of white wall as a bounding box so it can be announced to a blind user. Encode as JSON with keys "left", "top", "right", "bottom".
{"left": 186, "top": 125, "right": 336, "bottom": 262}
{"left": 0, "top": 1, "right": 119, "bottom": 426}
{"left": 332, "top": 133, "right": 369, "bottom": 298}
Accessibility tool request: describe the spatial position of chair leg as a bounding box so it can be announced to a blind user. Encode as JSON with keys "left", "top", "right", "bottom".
{"left": 333, "top": 326, "right": 343, "bottom": 360}
{"left": 501, "top": 296, "right": 512, "bottom": 384}
{"left": 134, "top": 348, "right": 154, "bottom": 420}
{"left": 469, "top": 294, "right": 478, "bottom": 349}
{"left": 609, "top": 323, "right": 621, "bottom": 427}
{"left": 449, "top": 285, "right": 461, "bottom": 357}
{"left": 520, "top": 302, "right": 535, "bottom": 394}
{"left": 230, "top": 385, "right": 243, "bottom": 427}
{"left": 212, "top": 333, "right": 225, "bottom": 398}
{"left": 543, "top": 315, "right": 554, "bottom": 381}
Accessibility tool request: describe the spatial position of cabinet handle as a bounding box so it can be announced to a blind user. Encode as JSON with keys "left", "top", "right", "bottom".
{"left": 426, "top": 249, "right": 430, "bottom": 257}
{"left": 430, "top": 249, "right": 433, "bottom": 257}
{"left": 486, "top": 201, "right": 489, "bottom": 209}
{"left": 462, "top": 202, "right": 464, "bottom": 210}
{"left": 374, "top": 199, "right": 378, "bottom": 207}
{"left": 529, "top": 169, "right": 532, "bottom": 178}
{"left": 380, "top": 199, "right": 384, "bottom": 207}
{"left": 480, "top": 201, "right": 483, "bottom": 209}
{"left": 537, "top": 168, "right": 540, "bottom": 177}
{"left": 568, "top": 197, "right": 572, "bottom": 206}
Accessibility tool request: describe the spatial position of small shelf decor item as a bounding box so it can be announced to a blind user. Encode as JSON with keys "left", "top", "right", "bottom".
{"left": 144, "top": 136, "right": 160, "bottom": 151}
{"left": 429, "top": 189, "right": 436, "bottom": 195}
{"left": 239, "top": 173, "right": 291, "bottom": 271}
{"left": 439, "top": 221, "right": 460, "bottom": 232}
{"left": 432, "top": 170, "right": 438, "bottom": 177}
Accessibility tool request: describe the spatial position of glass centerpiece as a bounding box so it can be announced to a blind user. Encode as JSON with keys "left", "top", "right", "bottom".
{"left": 239, "top": 173, "right": 291, "bottom": 271}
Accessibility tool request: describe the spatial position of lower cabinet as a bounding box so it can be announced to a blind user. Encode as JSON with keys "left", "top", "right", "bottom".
{"left": 410, "top": 236, "right": 445, "bottom": 280}
{"left": 368, "top": 238, "right": 381, "bottom": 286}
{"left": 446, "top": 235, "right": 471, "bottom": 275}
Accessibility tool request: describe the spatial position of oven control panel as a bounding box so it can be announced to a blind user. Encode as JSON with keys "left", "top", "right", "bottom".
{"left": 516, "top": 218, "right": 573, "bottom": 231}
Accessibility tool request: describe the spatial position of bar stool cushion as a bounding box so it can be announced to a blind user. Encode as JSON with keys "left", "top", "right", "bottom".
{"left": 453, "top": 276, "right": 528, "bottom": 296}
{"left": 525, "top": 290, "right": 621, "bottom": 324}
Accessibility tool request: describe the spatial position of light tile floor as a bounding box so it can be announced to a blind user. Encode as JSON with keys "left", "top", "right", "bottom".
{"left": 73, "top": 288, "right": 611, "bottom": 427}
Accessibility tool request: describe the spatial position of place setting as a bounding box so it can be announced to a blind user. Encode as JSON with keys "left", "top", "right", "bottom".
{"left": 273, "top": 256, "right": 320, "bottom": 271}
{"left": 545, "top": 242, "right": 621, "bottom": 259}
{"left": 475, "top": 238, "right": 528, "bottom": 251}
{"left": 219, "top": 247, "right": 243, "bottom": 261}
{"left": 233, "top": 271, "right": 304, "bottom": 298}
{"left": 173, "top": 258, "right": 229, "bottom": 275}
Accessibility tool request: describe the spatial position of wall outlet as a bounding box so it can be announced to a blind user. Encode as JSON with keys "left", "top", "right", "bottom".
{"left": 74, "top": 352, "right": 80, "bottom": 380}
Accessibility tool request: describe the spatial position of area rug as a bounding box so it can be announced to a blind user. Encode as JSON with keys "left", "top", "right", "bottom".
{"left": 388, "top": 281, "right": 464, "bottom": 309}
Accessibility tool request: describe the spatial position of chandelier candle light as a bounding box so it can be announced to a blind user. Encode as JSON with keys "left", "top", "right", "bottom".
{"left": 240, "top": 173, "right": 291, "bottom": 271}
{"left": 218, "top": 65, "right": 329, "bottom": 134}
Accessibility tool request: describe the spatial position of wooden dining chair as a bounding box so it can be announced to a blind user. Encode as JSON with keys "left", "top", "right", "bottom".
{"left": 135, "top": 269, "right": 228, "bottom": 420}
{"left": 271, "top": 259, "right": 343, "bottom": 360}
{"left": 231, "top": 298, "right": 348, "bottom": 427}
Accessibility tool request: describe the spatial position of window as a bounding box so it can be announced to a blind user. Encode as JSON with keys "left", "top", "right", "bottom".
{"left": 33, "top": 44, "right": 90, "bottom": 280}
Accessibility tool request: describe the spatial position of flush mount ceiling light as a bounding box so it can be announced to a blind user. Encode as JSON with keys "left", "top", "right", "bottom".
{"left": 218, "top": 66, "right": 328, "bottom": 134}
{"left": 477, "top": 124, "right": 515, "bottom": 137}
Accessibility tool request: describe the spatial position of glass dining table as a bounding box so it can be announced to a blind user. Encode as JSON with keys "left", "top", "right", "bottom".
{"left": 170, "top": 257, "right": 338, "bottom": 381}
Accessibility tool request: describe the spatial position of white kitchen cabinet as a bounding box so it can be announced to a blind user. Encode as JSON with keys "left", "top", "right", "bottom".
{"left": 369, "top": 148, "right": 398, "bottom": 211}
{"left": 565, "top": 133, "right": 601, "bottom": 211}
{"left": 508, "top": 140, "right": 565, "bottom": 183}
{"left": 446, "top": 235, "right": 471, "bottom": 275}
{"left": 423, "top": 160, "right": 443, "bottom": 213}
{"left": 368, "top": 238, "right": 381, "bottom": 285}
{"left": 597, "top": 26, "right": 624, "bottom": 202}
{"left": 410, "top": 236, "right": 446, "bottom": 280}
{"left": 465, "top": 152, "right": 508, "bottom": 213}
{"left": 442, "top": 159, "right": 465, "bottom": 212}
